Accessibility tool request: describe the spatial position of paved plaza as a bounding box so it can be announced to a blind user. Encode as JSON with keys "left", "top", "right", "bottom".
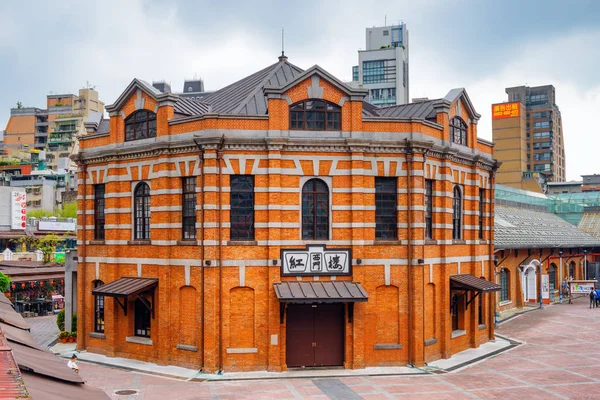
{"left": 34, "top": 297, "right": 600, "bottom": 399}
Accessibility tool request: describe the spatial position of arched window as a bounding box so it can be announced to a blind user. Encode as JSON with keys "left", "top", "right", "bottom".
{"left": 290, "top": 100, "right": 341, "bottom": 131}
{"left": 125, "top": 110, "right": 157, "bottom": 141}
{"left": 549, "top": 263, "right": 557, "bottom": 292}
{"left": 500, "top": 269, "right": 510, "bottom": 302}
{"left": 569, "top": 261, "right": 575, "bottom": 279}
{"left": 302, "top": 179, "right": 329, "bottom": 240}
{"left": 134, "top": 182, "right": 151, "bottom": 240}
{"left": 452, "top": 186, "right": 462, "bottom": 240}
{"left": 450, "top": 117, "right": 467, "bottom": 145}
{"left": 93, "top": 280, "right": 105, "bottom": 333}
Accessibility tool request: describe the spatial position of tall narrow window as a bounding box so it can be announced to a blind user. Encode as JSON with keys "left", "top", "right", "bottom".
{"left": 549, "top": 264, "right": 557, "bottom": 292}
{"left": 125, "top": 110, "right": 157, "bottom": 141}
{"left": 93, "top": 280, "right": 104, "bottom": 333}
{"left": 230, "top": 175, "right": 255, "bottom": 241}
{"left": 451, "top": 293, "right": 460, "bottom": 331}
{"left": 94, "top": 184, "right": 105, "bottom": 240}
{"left": 500, "top": 269, "right": 509, "bottom": 302}
{"left": 134, "top": 297, "right": 151, "bottom": 337}
{"left": 375, "top": 178, "right": 397, "bottom": 240}
{"left": 479, "top": 189, "right": 485, "bottom": 240}
{"left": 425, "top": 180, "right": 433, "bottom": 239}
{"left": 478, "top": 296, "right": 484, "bottom": 326}
{"left": 452, "top": 186, "right": 462, "bottom": 240}
{"left": 450, "top": 117, "right": 468, "bottom": 145}
{"left": 134, "top": 182, "right": 150, "bottom": 240}
{"left": 182, "top": 177, "right": 196, "bottom": 240}
{"left": 302, "top": 179, "right": 329, "bottom": 240}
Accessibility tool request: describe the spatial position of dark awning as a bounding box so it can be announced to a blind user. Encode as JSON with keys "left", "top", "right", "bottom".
{"left": 92, "top": 277, "right": 158, "bottom": 298}
{"left": 450, "top": 274, "right": 501, "bottom": 293}
{"left": 91, "top": 277, "right": 158, "bottom": 317}
{"left": 274, "top": 281, "right": 368, "bottom": 303}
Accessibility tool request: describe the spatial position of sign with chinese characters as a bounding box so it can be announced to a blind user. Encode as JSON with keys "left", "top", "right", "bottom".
{"left": 39, "top": 220, "right": 76, "bottom": 232}
{"left": 492, "top": 102, "right": 520, "bottom": 119}
{"left": 11, "top": 191, "right": 26, "bottom": 230}
{"left": 281, "top": 245, "right": 352, "bottom": 276}
{"left": 570, "top": 281, "right": 596, "bottom": 294}
{"left": 541, "top": 274, "right": 550, "bottom": 299}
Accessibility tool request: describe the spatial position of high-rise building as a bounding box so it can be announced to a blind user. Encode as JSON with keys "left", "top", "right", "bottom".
{"left": 351, "top": 23, "right": 409, "bottom": 106}
{"left": 3, "top": 88, "right": 104, "bottom": 171}
{"left": 492, "top": 85, "right": 566, "bottom": 192}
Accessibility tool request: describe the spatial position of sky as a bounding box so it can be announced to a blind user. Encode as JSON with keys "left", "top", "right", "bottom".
{"left": 0, "top": 0, "right": 599, "bottom": 180}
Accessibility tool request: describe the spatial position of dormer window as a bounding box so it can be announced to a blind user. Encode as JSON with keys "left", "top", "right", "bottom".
{"left": 450, "top": 117, "right": 467, "bottom": 146}
{"left": 290, "top": 100, "right": 341, "bottom": 131}
{"left": 125, "top": 110, "right": 157, "bottom": 141}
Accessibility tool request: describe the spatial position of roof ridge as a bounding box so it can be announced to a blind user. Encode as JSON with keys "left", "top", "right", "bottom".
{"left": 204, "top": 61, "right": 280, "bottom": 104}
{"left": 232, "top": 61, "right": 298, "bottom": 115}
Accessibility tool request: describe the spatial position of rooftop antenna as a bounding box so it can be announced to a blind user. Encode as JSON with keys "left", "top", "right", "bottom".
{"left": 385, "top": 15, "right": 387, "bottom": 25}
{"left": 281, "top": 27, "right": 285, "bottom": 57}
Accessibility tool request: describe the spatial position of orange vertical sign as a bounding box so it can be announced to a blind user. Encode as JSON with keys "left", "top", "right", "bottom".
{"left": 492, "top": 102, "right": 520, "bottom": 119}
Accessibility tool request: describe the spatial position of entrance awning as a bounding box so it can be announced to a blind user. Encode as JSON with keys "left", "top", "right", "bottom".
{"left": 274, "top": 281, "right": 368, "bottom": 303}
{"left": 92, "top": 277, "right": 158, "bottom": 317}
{"left": 450, "top": 274, "right": 501, "bottom": 293}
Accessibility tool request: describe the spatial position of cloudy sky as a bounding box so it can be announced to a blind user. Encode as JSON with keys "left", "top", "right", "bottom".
{"left": 0, "top": 0, "right": 598, "bottom": 180}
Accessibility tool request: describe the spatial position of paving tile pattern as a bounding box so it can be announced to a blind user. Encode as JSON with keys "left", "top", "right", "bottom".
{"left": 73, "top": 297, "right": 600, "bottom": 399}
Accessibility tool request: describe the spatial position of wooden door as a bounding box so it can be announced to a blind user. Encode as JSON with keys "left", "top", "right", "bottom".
{"left": 286, "top": 304, "right": 314, "bottom": 367}
{"left": 314, "top": 304, "right": 344, "bottom": 366}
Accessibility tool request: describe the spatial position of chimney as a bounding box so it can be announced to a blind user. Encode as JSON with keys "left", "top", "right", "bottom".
{"left": 152, "top": 81, "right": 171, "bottom": 93}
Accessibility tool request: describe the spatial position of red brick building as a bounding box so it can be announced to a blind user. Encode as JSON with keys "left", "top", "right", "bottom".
{"left": 76, "top": 56, "right": 500, "bottom": 372}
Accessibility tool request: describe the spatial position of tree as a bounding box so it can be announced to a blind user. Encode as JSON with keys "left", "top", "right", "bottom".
{"left": 16, "top": 101, "right": 22, "bottom": 109}
{"left": 11, "top": 234, "right": 65, "bottom": 263}
{"left": 58, "top": 202, "right": 77, "bottom": 219}
{"left": 0, "top": 272, "right": 10, "bottom": 293}
{"left": 26, "top": 209, "right": 54, "bottom": 219}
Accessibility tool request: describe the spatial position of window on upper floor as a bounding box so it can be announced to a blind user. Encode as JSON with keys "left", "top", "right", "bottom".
{"left": 182, "top": 177, "right": 196, "bottom": 240}
{"left": 479, "top": 189, "right": 485, "bottom": 240}
{"left": 302, "top": 178, "right": 329, "bottom": 240}
{"left": 230, "top": 175, "right": 255, "bottom": 241}
{"left": 290, "top": 100, "right": 341, "bottom": 131}
{"left": 362, "top": 59, "right": 396, "bottom": 84}
{"left": 94, "top": 184, "right": 105, "bottom": 240}
{"left": 375, "top": 177, "right": 397, "bottom": 240}
{"left": 534, "top": 121, "right": 550, "bottom": 129}
{"left": 425, "top": 180, "right": 434, "bottom": 240}
{"left": 134, "top": 182, "right": 151, "bottom": 240}
{"left": 125, "top": 110, "right": 157, "bottom": 141}
{"left": 452, "top": 185, "right": 463, "bottom": 240}
{"left": 450, "top": 117, "right": 468, "bottom": 146}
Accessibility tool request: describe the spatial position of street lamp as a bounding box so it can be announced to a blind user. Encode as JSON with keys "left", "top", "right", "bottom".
{"left": 558, "top": 249, "right": 563, "bottom": 303}
{"left": 583, "top": 249, "right": 588, "bottom": 280}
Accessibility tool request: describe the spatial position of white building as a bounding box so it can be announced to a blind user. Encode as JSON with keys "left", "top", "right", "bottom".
{"left": 351, "top": 23, "right": 409, "bottom": 106}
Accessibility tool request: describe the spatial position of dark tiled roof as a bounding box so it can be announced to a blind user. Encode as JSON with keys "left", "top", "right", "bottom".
{"left": 362, "top": 101, "right": 380, "bottom": 117}
{"left": 97, "top": 119, "right": 110, "bottom": 134}
{"left": 274, "top": 281, "right": 368, "bottom": 303}
{"left": 376, "top": 99, "right": 439, "bottom": 119}
{"left": 494, "top": 205, "right": 600, "bottom": 249}
{"left": 0, "top": 261, "right": 62, "bottom": 269}
{"left": 92, "top": 277, "right": 158, "bottom": 297}
{"left": 202, "top": 60, "right": 304, "bottom": 115}
{"left": 174, "top": 97, "right": 210, "bottom": 116}
{"left": 450, "top": 274, "right": 501, "bottom": 292}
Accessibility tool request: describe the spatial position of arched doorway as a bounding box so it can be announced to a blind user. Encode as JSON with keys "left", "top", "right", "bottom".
{"left": 522, "top": 260, "right": 540, "bottom": 302}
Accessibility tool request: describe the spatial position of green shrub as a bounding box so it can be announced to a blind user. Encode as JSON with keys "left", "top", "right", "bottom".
{"left": 57, "top": 309, "right": 64, "bottom": 331}
{"left": 0, "top": 272, "right": 10, "bottom": 293}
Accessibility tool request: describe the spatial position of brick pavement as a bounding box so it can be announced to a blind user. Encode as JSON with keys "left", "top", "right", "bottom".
{"left": 75, "top": 296, "right": 600, "bottom": 399}
{"left": 27, "top": 314, "right": 59, "bottom": 349}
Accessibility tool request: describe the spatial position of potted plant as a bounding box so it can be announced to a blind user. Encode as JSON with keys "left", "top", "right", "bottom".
{"left": 58, "top": 331, "right": 69, "bottom": 343}
{"left": 70, "top": 332, "right": 77, "bottom": 343}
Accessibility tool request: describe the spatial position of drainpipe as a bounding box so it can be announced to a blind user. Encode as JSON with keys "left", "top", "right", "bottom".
{"left": 217, "top": 137, "right": 225, "bottom": 374}
{"left": 193, "top": 140, "right": 205, "bottom": 369}
{"left": 405, "top": 141, "right": 413, "bottom": 364}
{"left": 488, "top": 165, "right": 498, "bottom": 337}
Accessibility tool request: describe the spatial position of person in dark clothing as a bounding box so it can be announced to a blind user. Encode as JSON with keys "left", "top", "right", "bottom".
{"left": 590, "top": 289, "right": 597, "bottom": 308}
{"left": 596, "top": 289, "right": 600, "bottom": 307}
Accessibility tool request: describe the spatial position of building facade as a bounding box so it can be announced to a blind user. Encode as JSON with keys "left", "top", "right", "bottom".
{"left": 351, "top": 23, "right": 409, "bottom": 106}
{"left": 76, "top": 57, "right": 499, "bottom": 372}
{"left": 3, "top": 88, "right": 104, "bottom": 171}
{"left": 492, "top": 85, "right": 566, "bottom": 191}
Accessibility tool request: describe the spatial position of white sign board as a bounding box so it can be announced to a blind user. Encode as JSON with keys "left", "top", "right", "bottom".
{"left": 11, "top": 191, "right": 26, "bottom": 230}
{"left": 570, "top": 282, "right": 596, "bottom": 294}
{"left": 38, "top": 220, "right": 76, "bottom": 232}
{"left": 541, "top": 274, "right": 550, "bottom": 299}
{"left": 281, "top": 245, "right": 351, "bottom": 276}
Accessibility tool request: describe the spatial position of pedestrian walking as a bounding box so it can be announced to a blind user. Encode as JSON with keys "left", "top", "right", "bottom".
{"left": 590, "top": 288, "right": 597, "bottom": 309}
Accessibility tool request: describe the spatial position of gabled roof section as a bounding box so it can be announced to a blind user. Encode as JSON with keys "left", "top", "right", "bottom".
{"left": 494, "top": 205, "right": 600, "bottom": 249}
{"left": 105, "top": 78, "right": 179, "bottom": 113}
{"left": 376, "top": 99, "right": 441, "bottom": 120}
{"left": 201, "top": 60, "right": 305, "bottom": 115}
{"left": 263, "top": 64, "right": 368, "bottom": 100}
{"left": 444, "top": 88, "right": 481, "bottom": 121}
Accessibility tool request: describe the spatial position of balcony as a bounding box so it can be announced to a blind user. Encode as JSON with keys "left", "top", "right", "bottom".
{"left": 34, "top": 121, "right": 49, "bottom": 127}
{"left": 48, "top": 134, "right": 73, "bottom": 144}
{"left": 34, "top": 131, "right": 48, "bottom": 138}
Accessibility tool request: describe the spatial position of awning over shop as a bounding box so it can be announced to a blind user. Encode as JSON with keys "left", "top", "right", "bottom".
{"left": 274, "top": 281, "right": 369, "bottom": 303}
{"left": 92, "top": 277, "right": 158, "bottom": 317}
{"left": 450, "top": 274, "right": 501, "bottom": 293}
